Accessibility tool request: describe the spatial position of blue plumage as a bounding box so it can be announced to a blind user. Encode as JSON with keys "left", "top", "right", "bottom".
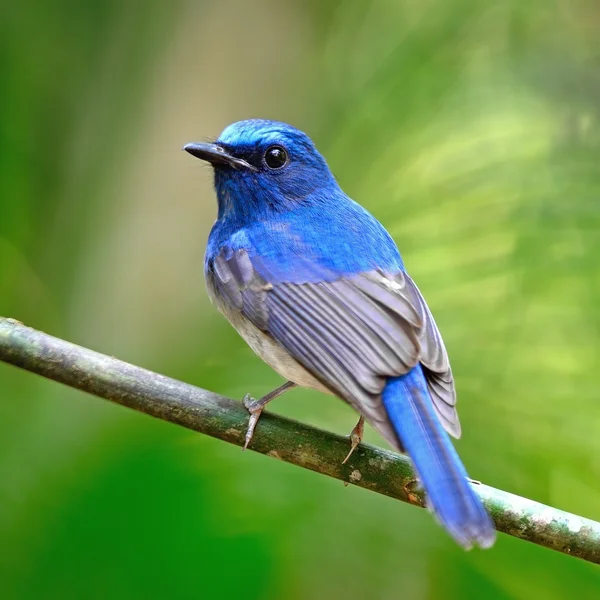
{"left": 383, "top": 366, "right": 495, "bottom": 548}
{"left": 185, "top": 119, "right": 496, "bottom": 549}
{"left": 207, "top": 199, "right": 403, "bottom": 285}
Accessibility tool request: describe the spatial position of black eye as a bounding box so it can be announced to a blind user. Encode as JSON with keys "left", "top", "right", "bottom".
{"left": 264, "top": 145, "right": 288, "bottom": 169}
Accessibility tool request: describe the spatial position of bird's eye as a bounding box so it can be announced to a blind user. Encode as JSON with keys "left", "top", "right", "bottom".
{"left": 264, "top": 145, "right": 288, "bottom": 169}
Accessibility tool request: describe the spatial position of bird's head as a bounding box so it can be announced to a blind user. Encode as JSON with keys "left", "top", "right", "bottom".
{"left": 184, "top": 120, "right": 339, "bottom": 220}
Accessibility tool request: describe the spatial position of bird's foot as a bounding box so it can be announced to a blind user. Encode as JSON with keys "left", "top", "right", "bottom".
{"left": 342, "top": 416, "right": 365, "bottom": 465}
{"left": 241, "top": 381, "right": 297, "bottom": 451}
{"left": 242, "top": 394, "right": 264, "bottom": 451}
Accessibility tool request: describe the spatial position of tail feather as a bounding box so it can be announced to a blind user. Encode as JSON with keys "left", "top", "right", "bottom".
{"left": 382, "top": 365, "right": 496, "bottom": 549}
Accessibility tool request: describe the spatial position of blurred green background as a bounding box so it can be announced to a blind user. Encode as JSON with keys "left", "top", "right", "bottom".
{"left": 2, "top": 1, "right": 600, "bottom": 598}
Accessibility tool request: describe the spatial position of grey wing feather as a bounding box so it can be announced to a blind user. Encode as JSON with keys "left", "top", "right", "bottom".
{"left": 212, "top": 251, "right": 270, "bottom": 329}
{"left": 405, "top": 278, "right": 460, "bottom": 438}
{"left": 208, "top": 249, "right": 460, "bottom": 445}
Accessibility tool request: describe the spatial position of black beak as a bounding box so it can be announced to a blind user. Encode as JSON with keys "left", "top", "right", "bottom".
{"left": 183, "top": 142, "right": 256, "bottom": 171}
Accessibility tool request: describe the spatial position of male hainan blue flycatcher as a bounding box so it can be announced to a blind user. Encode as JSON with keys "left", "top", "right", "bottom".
{"left": 184, "top": 120, "right": 495, "bottom": 549}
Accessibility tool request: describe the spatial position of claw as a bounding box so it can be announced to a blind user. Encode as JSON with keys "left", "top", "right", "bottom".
{"left": 342, "top": 435, "right": 360, "bottom": 465}
{"left": 242, "top": 394, "right": 263, "bottom": 451}
{"left": 342, "top": 416, "right": 364, "bottom": 465}
{"left": 240, "top": 382, "right": 297, "bottom": 451}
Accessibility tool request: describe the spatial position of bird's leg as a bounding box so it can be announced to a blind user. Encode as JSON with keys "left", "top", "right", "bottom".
{"left": 242, "top": 381, "right": 297, "bottom": 450}
{"left": 342, "top": 415, "right": 365, "bottom": 464}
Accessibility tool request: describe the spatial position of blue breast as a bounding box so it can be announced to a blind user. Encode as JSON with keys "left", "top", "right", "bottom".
{"left": 206, "top": 191, "right": 404, "bottom": 285}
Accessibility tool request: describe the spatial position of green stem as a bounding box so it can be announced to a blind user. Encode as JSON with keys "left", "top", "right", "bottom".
{"left": 1, "top": 316, "right": 599, "bottom": 563}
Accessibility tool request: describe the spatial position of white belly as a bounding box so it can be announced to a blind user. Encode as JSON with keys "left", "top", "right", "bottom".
{"left": 215, "top": 295, "right": 332, "bottom": 395}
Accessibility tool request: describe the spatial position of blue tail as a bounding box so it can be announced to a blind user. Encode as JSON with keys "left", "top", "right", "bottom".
{"left": 382, "top": 365, "right": 496, "bottom": 549}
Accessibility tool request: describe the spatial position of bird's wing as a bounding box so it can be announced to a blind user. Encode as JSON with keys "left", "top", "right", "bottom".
{"left": 208, "top": 248, "right": 460, "bottom": 446}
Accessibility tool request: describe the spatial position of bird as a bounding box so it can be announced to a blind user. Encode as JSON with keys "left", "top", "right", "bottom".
{"left": 184, "top": 119, "right": 496, "bottom": 549}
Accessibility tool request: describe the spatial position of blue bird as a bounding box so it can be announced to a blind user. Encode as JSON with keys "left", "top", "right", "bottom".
{"left": 184, "top": 119, "right": 496, "bottom": 549}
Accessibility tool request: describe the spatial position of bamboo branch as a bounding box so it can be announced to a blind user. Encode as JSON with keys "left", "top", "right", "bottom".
{"left": 0, "top": 316, "right": 599, "bottom": 564}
